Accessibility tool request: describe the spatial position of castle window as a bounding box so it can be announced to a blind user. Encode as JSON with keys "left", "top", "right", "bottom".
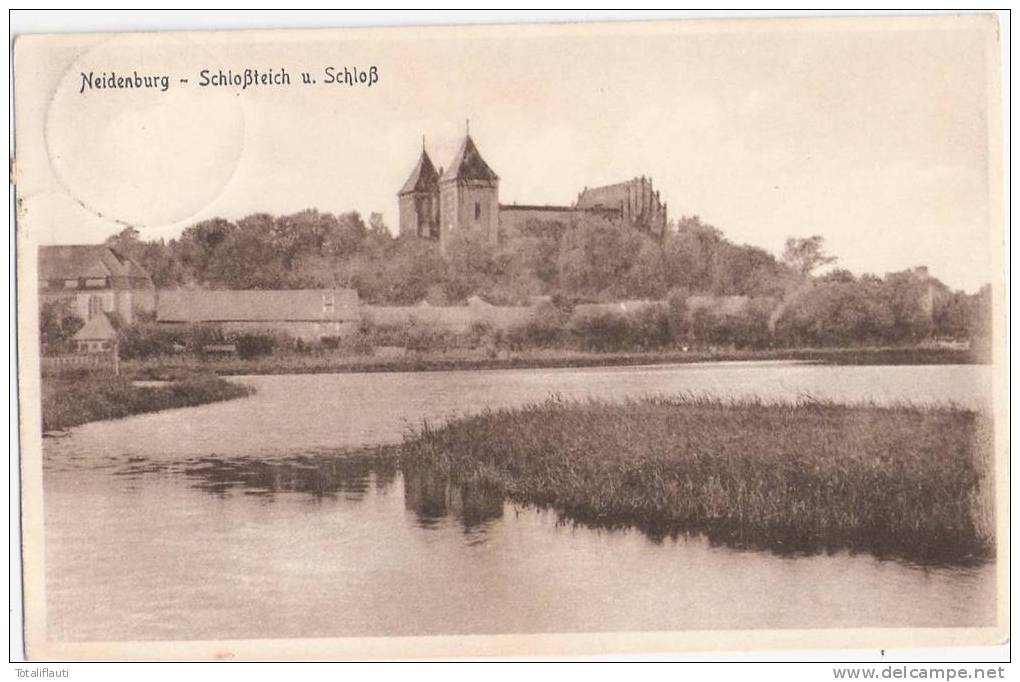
{"left": 475, "top": 202, "right": 481, "bottom": 221}
{"left": 322, "top": 293, "right": 335, "bottom": 315}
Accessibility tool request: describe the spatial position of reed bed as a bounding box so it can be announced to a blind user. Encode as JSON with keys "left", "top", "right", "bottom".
{"left": 41, "top": 373, "right": 254, "bottom": 431}
{"left": 398, "top": 396, "right": 995, "bottom": 565}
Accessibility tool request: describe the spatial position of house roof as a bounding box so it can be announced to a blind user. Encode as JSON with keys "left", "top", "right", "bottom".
{"left": 398, "top": 150, "right": 440, "bottom": 195}
{"left": 157, "top": 289, "right": 361, "bottom": 323}
{"left": 39, "top": 245, "right": 153, "bottom": 285}
{"left": 73, "top": 313, "right": 117, "bottom": 341}
{"left": 576, "top": 178, "right": 648, "bottom": 210}
{"left": 439, "top": 135, "right": 499, "bottom": 183}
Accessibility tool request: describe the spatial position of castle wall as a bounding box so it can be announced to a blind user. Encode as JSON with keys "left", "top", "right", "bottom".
{"left": 498, "top": 206, "right": 579, "bottom": 236}
{"left": 362, "top": 298, "right": 533, "bottom": 333}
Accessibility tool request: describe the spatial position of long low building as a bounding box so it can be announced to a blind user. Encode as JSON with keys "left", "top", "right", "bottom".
{"left": 156, "top": 289, "right": 361, "bottom": 342}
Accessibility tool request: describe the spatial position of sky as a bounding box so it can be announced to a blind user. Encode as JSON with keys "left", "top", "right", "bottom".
{"left": 15, "top": 16, "right": 1001, "bottom": 291}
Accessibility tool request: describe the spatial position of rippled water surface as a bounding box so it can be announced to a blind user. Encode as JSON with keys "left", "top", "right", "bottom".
{"left": 43, "top": 362, "right": 996, "bottom": 641}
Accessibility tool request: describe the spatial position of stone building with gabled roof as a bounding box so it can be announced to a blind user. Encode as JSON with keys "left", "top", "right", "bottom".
{"left": 39, "top": 244, "right": 155, "bottom": 324}
{"left": 398, "top": 126, "right": 668, "bottom": 250}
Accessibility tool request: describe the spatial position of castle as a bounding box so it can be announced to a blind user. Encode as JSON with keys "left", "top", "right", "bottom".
{"left": 398, "top": 128, "right": 668, "bottom": 249}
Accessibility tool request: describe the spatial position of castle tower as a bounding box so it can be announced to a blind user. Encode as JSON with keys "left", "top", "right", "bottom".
{"left": 397, "top": 143, "right": 440, "bottom": 239}
{"left": 438, "top": 129, "right": 499, "bottom": 250}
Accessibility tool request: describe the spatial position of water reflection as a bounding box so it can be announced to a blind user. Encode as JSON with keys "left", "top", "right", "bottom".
{"left": 109, "top": 451, "right": 504, "bottom": 533}
{"left": 403, "top": 468, "right": 504, "bottom": 532}
{"left": 111, "top": 451, "right": 393, "bottom": 498}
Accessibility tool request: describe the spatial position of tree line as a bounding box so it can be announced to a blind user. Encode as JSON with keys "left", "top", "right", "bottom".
{"left": 104, "top": 211, "right": 808, "bottom": 303}
{"left": 91, "top": 209, "right": 990, "bottom": 350}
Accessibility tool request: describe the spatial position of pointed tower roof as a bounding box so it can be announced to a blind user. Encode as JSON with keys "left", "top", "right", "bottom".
{"left": 440, "top": 135, "right": 499, "bottom": 183}
{"left": 398, "top": 149, "right": 440, "bottom": 195}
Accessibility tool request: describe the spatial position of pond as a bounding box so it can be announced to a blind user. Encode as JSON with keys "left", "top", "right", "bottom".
{"left": 42, "top": 362, "right": 996, "bottom": 641}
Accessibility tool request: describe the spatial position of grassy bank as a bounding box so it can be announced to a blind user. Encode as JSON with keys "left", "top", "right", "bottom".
{"left": 123, "top": 346, "right": 981, "bottom": 379}
{"left": 41, "top": 373, "right": 254, "bottom": 431}
{"left": 397, "top": 397, "right": 994, "bottom": 565}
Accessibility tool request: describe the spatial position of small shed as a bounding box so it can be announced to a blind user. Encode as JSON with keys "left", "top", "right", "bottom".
{"left": 72, "top": 313, "right": 117, "bottom": 354}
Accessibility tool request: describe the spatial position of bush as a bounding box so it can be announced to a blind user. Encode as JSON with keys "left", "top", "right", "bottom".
{"left": 343, "top": 329, "right": 375, "bottom": 355}
{"left": 571, "top": 312, "right": 633, "bottom": 352}
{"left": 505, "top": 302, "right": 568, "bottom": 349}
{"left": 568, "top": 305, "right": 671, "bottom": 352}
{"left": 235, "top": 333, "right": 275, "bottom": 359}
{"left": 666, "top": 288, "right": 690, "bottom": 344}
{"left": 320, "top": 336, "right": 342, "bottom": 350}
{"left": 351, "top": 320, "right": 465, "bottom": 354}
{"left": 688, "top": 300, "right": 773, "bottom": 350}
{"left": 187, "top": 325, "right": 229, "bottom": 354}
{"left": 118, "top": 323, "right": 180, "bottom": 359}
{"left": 628, "top": 305, "right": 671, "bottom": 350}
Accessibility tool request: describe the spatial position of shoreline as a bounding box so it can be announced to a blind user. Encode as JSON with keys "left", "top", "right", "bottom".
{"left": 123, "top": 346, "right": 984, "bottom": 380}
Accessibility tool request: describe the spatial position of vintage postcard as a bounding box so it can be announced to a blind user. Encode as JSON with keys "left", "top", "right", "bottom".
{"left": 13, "top": 15, "right": 1008, "bottom": 660}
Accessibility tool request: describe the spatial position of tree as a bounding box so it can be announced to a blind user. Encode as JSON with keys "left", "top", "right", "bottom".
{"left": 174, "top": 218, "right": 237, "bottom": 284}
{"left": 39, "top": 301, "right": 83, "bottom": 354}
{"left": 774, "top": 279, "right": 895, "bottom": 346}
{"left": 105, "top": 226, "right": 142, "bottom": 254}
{"left": 556, "top": 215, "right": 642, "bottom": 300}
{"left": 968, "top": 284, "right": 993, "bottom": 341}
{"left": 933, "top": 290, "right": 971, "bottom": 339}
{"left": 883, "top": 268, "right": 935, "bottom": 342}
{"left": 662, "top": 216, "right": 718, "bottom": 292}
{"left": 782, "top": 235, "right": 838, "bottom": 277}
{"left": 819, "top": 268, "right": 856, "bottom": 284}
{"left": 105, "top": 227, "right": 185, "bottom": 287}
{"left": 617, "top": 239, "right": 667, "bottom": 299}
{"left": 366, "top": 235, "right": 446, "bottom": 304}
{"left": 443, "top": 230, "right": 501, "bottom": 303}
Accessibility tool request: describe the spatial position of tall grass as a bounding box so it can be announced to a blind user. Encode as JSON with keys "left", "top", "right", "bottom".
{"left": 398, "top": 396, "right": 995, "bottom": 565}
{"left": 41, "top": 372, "right": 254, "bottom": 431}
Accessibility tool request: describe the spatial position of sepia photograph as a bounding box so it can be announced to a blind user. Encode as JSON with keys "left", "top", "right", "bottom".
{"left": 11, "top": 12, "right": 1008, "bottom": 662}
